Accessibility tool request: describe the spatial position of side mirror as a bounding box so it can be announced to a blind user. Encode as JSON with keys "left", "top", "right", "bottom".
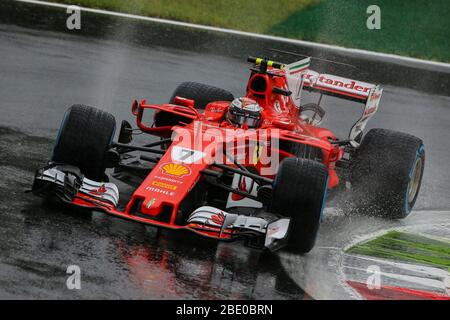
{"left": 272, "top": 87, "right": 292, "bottom": 97}
{"left": 131, "top": 99, "right": 139, "bottom": 116}
{"left": 173, "top": 96, "right": 195, "bottom": 108}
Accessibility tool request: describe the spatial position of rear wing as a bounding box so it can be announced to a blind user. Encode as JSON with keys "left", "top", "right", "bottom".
{"left": 303, "top": 70, "right": 378, "bottom": 102}
{"left": 284, "top": 59, "right": 383, "bottom": 145}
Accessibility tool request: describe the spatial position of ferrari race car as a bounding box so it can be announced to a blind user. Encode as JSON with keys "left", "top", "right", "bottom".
{"left": 31, "top": 56, "right": 425, "bottom": 253}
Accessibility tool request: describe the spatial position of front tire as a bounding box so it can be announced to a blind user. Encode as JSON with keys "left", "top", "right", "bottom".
{"left": 270, "top": 158, "right": 328, "bottom": 254}
{"left": 52, "top": 105, "right": 116, "bottom": 181}
{"left": 350, "top": 128, "right": 425, "bottom": 219}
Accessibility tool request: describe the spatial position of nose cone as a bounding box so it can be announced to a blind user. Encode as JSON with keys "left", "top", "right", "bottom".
{"left": 129, "top": 141, "right": 210, "bottom": 219}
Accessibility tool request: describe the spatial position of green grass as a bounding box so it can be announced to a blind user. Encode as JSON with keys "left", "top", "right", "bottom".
{"left": 50, "top": 0, "right": 450, "bottom": 62}
{"left": 346, "top": 231, "right": 450, "bottom": 270}
{"left": 269, "top": 0, "right": 450, "bottom": 62}
{"left": 52, "top": 0, "right": 318, "bottom": 33}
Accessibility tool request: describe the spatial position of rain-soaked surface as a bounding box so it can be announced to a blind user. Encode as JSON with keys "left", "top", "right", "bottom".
{"left": 0, "top": 126, "right": 305, "bottom": 299}
{"left": 0, "top": 1, "right": 449, "bottom": 299}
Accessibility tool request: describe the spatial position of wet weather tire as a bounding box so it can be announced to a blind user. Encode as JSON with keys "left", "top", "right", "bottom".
{"left": 169, "top": 81, "right": 234, "bottom": 110}
{"left": 350, "top": 128, "right": 425, "bottom": 219}
{"left": 270, "top": 158, "right": 328, "bottom": 254}
{"left": 52, "top": 105, "right": 116, "bottom": 181}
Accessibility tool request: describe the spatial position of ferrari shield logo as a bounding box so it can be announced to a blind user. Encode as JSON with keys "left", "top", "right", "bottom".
{"left": 252, "top": 145, "right": 263, "bottom": 164}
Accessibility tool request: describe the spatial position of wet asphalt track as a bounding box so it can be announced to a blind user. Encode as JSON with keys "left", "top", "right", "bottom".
{"left": 0, "top": 15, "right": 449, "bottom": 299}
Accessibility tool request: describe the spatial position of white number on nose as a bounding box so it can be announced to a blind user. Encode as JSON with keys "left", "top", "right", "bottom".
{"left": 171, "top": 146, "right": 205, "bottom": 164}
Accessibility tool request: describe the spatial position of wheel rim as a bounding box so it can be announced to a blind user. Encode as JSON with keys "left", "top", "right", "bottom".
{"left": 408, "top": 155, "right": 423, "bottom": 204}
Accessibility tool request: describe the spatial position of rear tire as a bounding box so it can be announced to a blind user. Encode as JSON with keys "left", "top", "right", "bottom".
{"left": 350, "top": 128, "right": 425, "bottom": 219}
{"left": 270, "top": 158, "right": 328, "bottom": 254}
{"left": 282, "top": 141, "right": 323, "bottom": 161}
{"left": 52, "top": 105, "right": 116, "bottom": 181}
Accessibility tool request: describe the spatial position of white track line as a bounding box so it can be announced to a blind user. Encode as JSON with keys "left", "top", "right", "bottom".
{"left": 16, "top": 0, "right": 450, "bottom": 69}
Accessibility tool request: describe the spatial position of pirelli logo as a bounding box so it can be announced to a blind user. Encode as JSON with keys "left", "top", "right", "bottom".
{"left": 151, "top": 180, "right": 177, "bottom": 190}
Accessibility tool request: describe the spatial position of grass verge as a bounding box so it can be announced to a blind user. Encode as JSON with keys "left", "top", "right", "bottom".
{"left": 346, "top": 231, "right": 450, "bottom": 270}
{"left": 49, "top": 0, "right": 450, "bottom": 62}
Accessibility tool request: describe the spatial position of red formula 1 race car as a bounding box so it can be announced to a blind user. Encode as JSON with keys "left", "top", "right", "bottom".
{"left": 31, "top": 56, "right": 425, "bottom": 253}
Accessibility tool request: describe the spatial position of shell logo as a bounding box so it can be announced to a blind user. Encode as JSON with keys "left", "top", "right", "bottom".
{"left": 161, "top": 163, "right": 191, "bottom": 177}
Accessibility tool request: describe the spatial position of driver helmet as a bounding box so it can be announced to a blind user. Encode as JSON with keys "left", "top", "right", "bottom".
{"left": 227, "top": 97, "right": 262, "bottom": 128}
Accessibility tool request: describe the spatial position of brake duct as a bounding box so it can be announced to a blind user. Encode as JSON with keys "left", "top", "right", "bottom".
{"left": 187, "top": 206, "right": 290, "bottom": 251}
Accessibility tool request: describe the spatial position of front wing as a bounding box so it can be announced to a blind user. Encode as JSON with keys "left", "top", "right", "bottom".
{"left": 31, "top": 165, "right": 290, "bottom": 251}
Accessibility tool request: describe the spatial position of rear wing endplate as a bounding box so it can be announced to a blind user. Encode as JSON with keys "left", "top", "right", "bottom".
{"left": 348, "top": 84, "right": 383, "bottom": 145}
